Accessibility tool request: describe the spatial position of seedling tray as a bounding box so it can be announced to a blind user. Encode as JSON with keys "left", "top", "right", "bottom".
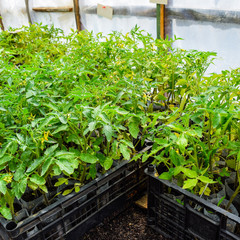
{"left": 145, "top": 166, "right": 240, "bottom": 240}
{"left": 0, "top": 160, "right": 148, "bottom": 240}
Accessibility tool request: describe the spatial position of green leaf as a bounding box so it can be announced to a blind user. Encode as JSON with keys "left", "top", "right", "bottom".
{"left": 14, "top": 163, "right": 25, "bottom": 181}
{"left": 0, "top": 155, "right": 12, "bottom": 165}
{"left": 198, "top": 176, "right": 216, "bottom": 184}
{"left": 55, "top": 151, "right": 75, "bottom": 159}
{"left": 142, "top": 153, "right": 149, "bottom": 163}
{"left": 26, "top": 90, "right": 36, "bottom": 99}
{"left": 120, "top": 139, "right": 134, "bottom": 149}
{"left": 19, "top": 177, "right": 27, "bottom": 194}
{"left": 88, "top": 121, "right": 97, "bottom": 131}
{"left": 30, "top": 174, "right": 46, "bottom": 185}
{"left": 26, "top": 157, "right": 45, "bottom": 173}
{"left": 103, "top": 125, "right": 113, "bottom": 142}
{"left": 104, "top": 157, "right": 113, "bottom": 170}
{"left": 212, "top": 113, "right": 221, "bottom": 128}
{"left": 181, "top": 168, "right": 198, "bottom": 178}
{"left": 0, "top": 142, "right": 12, "bottom": 158}
{"left": 159, "top": 172, "right": 172, "bottom": 180}
{"left": 44, "top": 144, "right": 59, "bottom": 156}
{"left": 129, "top": 118, "right": 140, "bottom": 139}
{"left": 0, "top": 206, "right": 12, "bottom": 220}
{"left": 39, "top": 185, "right": 48, "bottom": 193}
{"left": 38, "top": 116, "right": 55, "bottom": 130}
{"left": 52, "top": 125, "right": 68, "bottom": 135}
{"left": 0, "top": 180, "right": 7, "bottom": 194}
{"left": 62, "top": 188, "right": 73, "bottom": 196}
{"left": 41, "top": 157, "right": 53, "bottom": 176}
{"left": 79, "top": 153, "right": 98, "bottom": 164}
{"left": 54, "top": 178, "right": 68, "bottom": 187}
{"left": 176, "top": 134, "right": 188, "bottom": 153}
{"left": 9, "top": 141, "right": 18, "bottom": 154}
{"left": 28, "top": 181, "right": 38, "bottom": 191}
{"left": 182, "top": 179, "right": 198, "bottom": 189}
{"left": 56, "top": 159, "right": 74, "bottom": 174}
{"left": 120, "top": 144, "right": 130, "bottom": 160}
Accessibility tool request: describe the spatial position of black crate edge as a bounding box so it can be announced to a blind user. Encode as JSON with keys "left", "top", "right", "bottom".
{"left": 0, "top": 159, "right": 149, "bottom": 240}
{"left": 145, "top": 167, "right": 240, "bottom": 240}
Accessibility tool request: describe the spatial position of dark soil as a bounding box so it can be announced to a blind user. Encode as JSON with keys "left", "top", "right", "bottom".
{"left": 82, "top": 205, "right": 165, "bottom": 240}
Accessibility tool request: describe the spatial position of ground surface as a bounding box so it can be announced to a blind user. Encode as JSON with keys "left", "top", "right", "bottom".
{"left": 82, "top": 204, "right": 165, "bottom": 240}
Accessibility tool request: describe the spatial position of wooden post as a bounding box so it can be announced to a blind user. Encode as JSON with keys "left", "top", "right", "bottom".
{"left": 73, "top": 0, "right": 81, "bottom": 31}
{"left": 160, "top": 5, "right": 165, "bottom": 39}
{"left": 25, "top": 0, "right": 32, "bottom": 24}
{"left": 157, "top": 4, "right": 165, "bottom": 39}
{"left": 0, "top": 13, "right": 4, "bottom": 31}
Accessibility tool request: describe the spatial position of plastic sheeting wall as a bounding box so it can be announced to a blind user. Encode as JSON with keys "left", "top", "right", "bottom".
{"left": 166, "top": 0, "right": 240, "bottom": 73}
{"left": 0, "top": 0, "right": 76, "bottom": 35}
{"left": 79, "top": 0, "right": 156, "bottom": 38}
{"left": 0, "top": 0, "right": 240, "bottom": 73}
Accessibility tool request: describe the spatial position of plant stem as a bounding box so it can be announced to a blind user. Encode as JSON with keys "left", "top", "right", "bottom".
{"left": 226, "top": 184, "right": 240, "bottom": 211}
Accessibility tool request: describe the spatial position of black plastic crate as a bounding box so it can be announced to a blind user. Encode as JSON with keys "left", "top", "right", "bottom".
{"left": 145, "top": 166, "right": 240, "bottom": 240}
{"left": 0, "top": 160, "right": 149, "bottom": 240}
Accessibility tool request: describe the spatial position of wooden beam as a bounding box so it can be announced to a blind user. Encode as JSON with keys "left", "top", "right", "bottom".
{"left": 73, "top": 0, "right": 81, "bottom": 31}
{"left": 83, "top": 5, "right": 156, "bottom": 17}
{"left": 166, "top": 8, "right": 240, "bottom": 25}
{"left": 0, "top": 13, "right": 4, "bottom": 31}
{"left": 32, "top": 7, "right": 73, "bottom": 12}
{"left": 25, "top": 0, "right": 32, "bottom": 24}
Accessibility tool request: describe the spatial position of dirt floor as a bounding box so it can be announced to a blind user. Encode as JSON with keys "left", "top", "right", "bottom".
{"left": 82, "top": 204, "right": 165, "bottom": 240}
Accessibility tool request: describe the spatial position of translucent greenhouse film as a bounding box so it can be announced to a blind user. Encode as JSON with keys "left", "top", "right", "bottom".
{"left": 1, "top": 0, "right": 240, "bottom": 72}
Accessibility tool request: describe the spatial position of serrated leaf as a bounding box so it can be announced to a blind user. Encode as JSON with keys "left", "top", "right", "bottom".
{"left": 0, "top": 142, "right": 12, "bottom": 158}
{"left": 19, "top": 177, "right": 27, "bottom": 194}
{"left": 0, "top": 155, "right": 12, "bottom": 165}
{"left": 26, "top": 157, "right": 45, "bottom": 173}
{"left": 212, "top": 113, "right": 221, "bottom": 128}
{"left": 159, "top": 172, "right": 172, "bottom": 180}
{"left": 52, "top": 125, "right": 68, "bottom": 135}
{"left": 120, "top": 139, "right": 134, "bottom": 149}
{"left": 39, "top": 185, "right": 48, "bottom": 193}
{"left": 120, "top": 144, "right": 130, "bottom": 160}
{"left": 9, "top": 141, "right": 18, "bottom": 154}
{"left": 79, "top": 153, "right": 98, "bottom": 164}
{"left": 182, "top": 179, "right": 198, "bottom": 189}
{"left": 88, "top": 121, "right": 97, "bottom": 131}
{"left": 55, "top": 151, "right": 75, "bottom": 159}
{"left": 104, "top": 157, "right": 113, "bottom": 170}
{"left": 181, "top": 168, "right": 198, "bottom": 178}
{"left": 198, "top": 176, "right": 216, "bottom": 184}
{"left": 30, "top": 174, "right": 46, "bottom": 185}
{"left": 176, "top": 134, "right": 188, "bottom": 153}
{"left": 56, "top": 159, "right": 74, "bottom": 174}
{"left": 14, "top": 163, "right": 25, "bottom": 181}
{"left": 54, "top": 178, "right": 68, "bottom": 187}
{"left": 0, "top": 206, "right": 12, "bottom": 220}
{"left": 103, "top": 125, "right": 113, "bottom": 142}
{"left": 44, "top": 144, "right": 59, "bottom": 156}
{"left": 28, "top": 181, "right": 38, "bottom": 191}
{"left": 129, "top": 119, "right": 140, "bottom": 139}
{"left": 41, "top": 157, "right": 53, "bottom": 176}
{"left": 38, "top": 116, "right": 55, "bottom": 130}
{"left": 0, "top": 180, "right": 7, "bottom": 194}
{"left": 142, "top": 153, "right": 149, "bottom": 163}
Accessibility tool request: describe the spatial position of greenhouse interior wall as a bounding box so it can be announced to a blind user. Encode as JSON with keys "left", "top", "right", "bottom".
{"left": 1, "top": 0, "right": 240, "bottom": 73}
